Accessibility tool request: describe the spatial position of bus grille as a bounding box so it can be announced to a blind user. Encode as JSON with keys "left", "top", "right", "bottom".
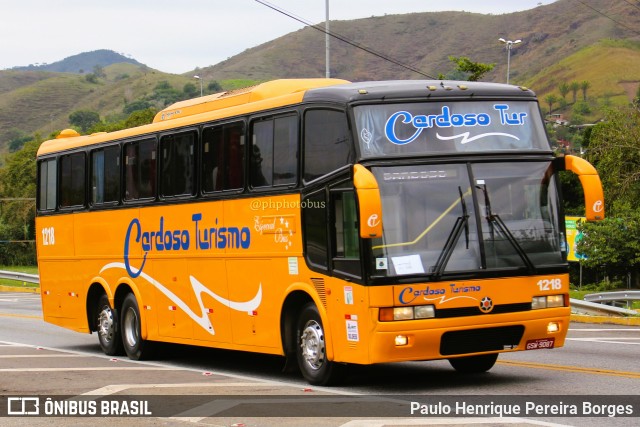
{"left": 435, "top": 302, "right": 531, "bottom": 318}
{"left": 439, "top": 325, "right": 525, "bottom": 356}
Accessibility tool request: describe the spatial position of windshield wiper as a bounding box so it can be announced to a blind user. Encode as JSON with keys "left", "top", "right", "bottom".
{"left": 431, "top": 186, "right": 470, "bottom": 278}
{"left": 476, "top": 182, "right": 535, "bottom": 272}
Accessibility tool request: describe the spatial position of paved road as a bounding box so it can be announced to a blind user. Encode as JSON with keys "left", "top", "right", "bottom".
{"left": 1, "top": 292, "right": 639, "bottom": 426}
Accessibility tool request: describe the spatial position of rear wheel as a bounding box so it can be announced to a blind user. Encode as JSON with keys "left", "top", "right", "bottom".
{"left": 120, "top": 293, "right": 153, "bottom": 360}
{"left": 448, "top": 353, "right": 498, "bottom": 373}
{"left": 96, "top": 294, "right": 123, "bottom": 356}
{"left": 296, "top": 303, "right": 345, "bottom": 386}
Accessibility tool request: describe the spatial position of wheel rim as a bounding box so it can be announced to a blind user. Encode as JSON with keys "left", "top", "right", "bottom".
{"left": 123, "top": 307, "right": 139, "bottom": 349}
{"left": 300, "top": 319, "right": 325, "bottom": 371}
{"left": 97, "top": 306, "right": 115, "bottom": 344}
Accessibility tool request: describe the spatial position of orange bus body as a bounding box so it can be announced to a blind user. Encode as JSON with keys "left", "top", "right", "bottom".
{"left": 36, "top": 79, "right": 603, "bottom": 385}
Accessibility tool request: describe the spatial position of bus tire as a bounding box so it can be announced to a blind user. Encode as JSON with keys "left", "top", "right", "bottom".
{"left": 96, "top": 294, "right": 123, "bottom": 356}
{"left": 120, "top": 293, "right": 152, "bottom": 360}
{"left": 296, "top": 302, "right": 344, "bottom": 386}
{"left": 448, "top": 353, "right": 498, "bottom": 373}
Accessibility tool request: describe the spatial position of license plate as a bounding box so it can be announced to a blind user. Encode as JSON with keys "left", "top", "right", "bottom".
{"left": 525, "top": 338, "right": 555, "bottom": 350}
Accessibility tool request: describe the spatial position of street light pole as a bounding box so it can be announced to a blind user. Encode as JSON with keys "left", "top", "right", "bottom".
{"left": 194, "top": 75, "right": 203, "bottom": 96}
{"left": 498, "top": 38, "right": 521, "bottom": 85}
{"left": 325, "top": 0, "right": 330, "bottom": 78}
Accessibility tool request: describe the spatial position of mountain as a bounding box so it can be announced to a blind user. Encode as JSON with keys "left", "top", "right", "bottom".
{"left": 12, "top": 49, "right": 143, "bottom": 73}
{"left": 0, "top": 63, "right": 196, "bottom": 151}
{"left": 195, "top": 0, "right": 640, "bottom": 97}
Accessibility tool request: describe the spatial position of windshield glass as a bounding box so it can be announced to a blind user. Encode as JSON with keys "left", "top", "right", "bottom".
{"left": 368, "top": 161, "right": 564, "bottom": 278}
{"left": 354, "top": 101, "right": 550, "bottom": 157}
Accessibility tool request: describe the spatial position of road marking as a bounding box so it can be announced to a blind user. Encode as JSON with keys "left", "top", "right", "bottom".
{"left": 567, "top": 338, "right": 640, "bottom": 345}
{"left": 498, "top": 359, "right": 640, "bottom": 379}
{"left": 82, "top": 382, "right": 275, "bottom": 396}
{"left": 0, "top": 367, "right": 181, "bottom": 372}
{"left": 340, "top": 418, "right": 571, "bottom": 427}
{"left": 570, "top": 328, "right": 640, "bottom": 332}
{"left": 0, "top": 354, "right": 85, "bottom": 358}
{"left": 0, "top": 313, "right": 42, "bottom": 320}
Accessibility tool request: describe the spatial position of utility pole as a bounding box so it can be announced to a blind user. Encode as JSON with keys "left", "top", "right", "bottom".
{"left": 325, "top": 0, "right": 330, "bottom": 78}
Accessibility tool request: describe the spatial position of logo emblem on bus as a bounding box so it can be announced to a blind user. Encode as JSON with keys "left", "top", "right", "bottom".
{"left": 479, "top": 296, "right": 494, "bottom": 313}
{"left": 593, "top": 200, "right": 603, "bottom": 213}
{"left": 367, "top": 214, "right": 380, "bottom": 228}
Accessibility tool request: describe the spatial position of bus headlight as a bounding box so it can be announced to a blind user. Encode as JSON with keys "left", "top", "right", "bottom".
{"left": 393, "top": 307, "right": 414, "bottom": 321}
{"left": 532, "top": 295, "right": 565, "bottom": 309}
{"left": 414, "top": 305, "right": 435, "bottom": 319}
{"left": 379, "top": 305, "right": 436, "bottom": 321}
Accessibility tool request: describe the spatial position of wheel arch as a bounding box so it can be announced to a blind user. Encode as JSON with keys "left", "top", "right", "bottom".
{"left": 280, "top": 284, "right": 334, "bottom": 361}
{"left": 86, "top": 279, "right": 111, "bottom": 333}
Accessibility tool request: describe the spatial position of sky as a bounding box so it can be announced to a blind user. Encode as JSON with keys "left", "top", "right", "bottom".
{"left": 1, "top": 0, "right": 556, "bottom": 74}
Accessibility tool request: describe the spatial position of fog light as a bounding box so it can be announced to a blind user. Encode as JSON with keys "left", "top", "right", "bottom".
{"left": 395, "top": 335, "right": 408, "bottom": 346}
{"left": 547, "top": 322, "right": 560, "bottom": 333}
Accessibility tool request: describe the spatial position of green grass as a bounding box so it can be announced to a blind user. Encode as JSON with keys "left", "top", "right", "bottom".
{"left": 0, "top": 265, "right": 39, "bottom": 288}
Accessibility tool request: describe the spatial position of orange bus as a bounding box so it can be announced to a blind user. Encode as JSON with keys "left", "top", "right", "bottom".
{"left": 36, "top": 79, "right": 604, "bottom": 385}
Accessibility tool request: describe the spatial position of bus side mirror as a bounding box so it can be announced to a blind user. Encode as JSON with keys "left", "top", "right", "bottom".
{"left": 560, "top": 155, "right": 605, "bottom": 221}
{"left": 353, "top": 164, "right": 383, "bottom": 238}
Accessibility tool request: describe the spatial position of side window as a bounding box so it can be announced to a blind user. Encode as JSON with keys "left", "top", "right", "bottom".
{"left": 59, "top": 152, "right": 86, "bottom": 208}
{"left": 160, "top": 131, "right": 196, "bottom": 198}
{"left": 202, "top": 122, "right": 245, "bottom": 193}
{"left": 91, "top": 145, "right": 120, "bottom": 205}
{"left": 124, "top": 138, "right": 157, "bottom": 201}
{"left": 251, "top": 115, "right": 298, "bottom": 188}
{"left": 302, "top": 189, "right": 328, "bottom": 269}
{"left": 38, "top": 159, "right": 57, "bottom": 211}
{"left": 331, "top": 189, "right": 361, "bottom": 278}
{"left": 304, "top": 110, "right": 353, "bottom": 183}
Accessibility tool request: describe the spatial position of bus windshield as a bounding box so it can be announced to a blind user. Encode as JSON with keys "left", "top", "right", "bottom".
{"left": 354, "top": 101, "right": 550, "bottom": 157}
{"left": 368, "top": 161, "right": 564, "bottom": 278}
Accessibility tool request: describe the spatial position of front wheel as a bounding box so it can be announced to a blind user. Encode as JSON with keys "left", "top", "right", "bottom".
{"left": 96, "top": 294, "right": 123, "bottom": 356}
{"left": 120, "top": 293, "right": 153, "bottom": 360}
{"left": 296, "top": 303, "right": 345, "bottom": 386}
{"left": 448, "top": 353, "right": 498, "bottom": 373}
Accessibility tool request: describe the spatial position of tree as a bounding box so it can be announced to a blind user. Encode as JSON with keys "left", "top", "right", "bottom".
{"left": 577, "top": 201, "right": 640, "bottom": 287}
{"left": 585, "top": 105, "right": 640, "bottom": 206}
{"left": 544, "top": 94, "right": 558, "bottom": 115}
{"left": 574, "top": 105, "right": 640, "bottom": 287}
{"left": 69, "top": 110, "right": 101, "bottom": 133}
{"left": 580, "top": 80, "right": 591, "bottom": 101}
{"left": 569, "top": 81, "right": 580, "bottom": 103}
{"left": 208, "top": 81, "right": 223, "bottom": 92}
{"left": 446, "top": 56, "right": 495, "bottom": 81}
{"left": 558, "top": 82, "right": 570, "bottom": 101}
{"left": 0, "top": 137, "right": 41, "bottom": 265}
{"left": 183, "top": 82, "right": 198, "bottom": 98}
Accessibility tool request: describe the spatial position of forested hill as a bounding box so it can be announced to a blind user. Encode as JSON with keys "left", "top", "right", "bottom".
{"left": 11, "top": 50, "right": 143, "bottom": 73}
{"left": 196, "top": 0, "right": 640, "bottom": 85}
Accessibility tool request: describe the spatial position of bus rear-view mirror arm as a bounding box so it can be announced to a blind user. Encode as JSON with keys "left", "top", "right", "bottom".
{"left": 555, "top": 155, "right": 605, "bottom": 221}
{"left": 353, "top": 164, "right": 383, "bottom": 238}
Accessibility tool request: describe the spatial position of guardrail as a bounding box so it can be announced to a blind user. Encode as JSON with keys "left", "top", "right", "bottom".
{"left": 584, "top": 291, "right": 640, "bottom": 305}
{"left": 570, "top": 298, "right": 638, "bottom": 317}
{"left": 0, "top": 270, "right": 40, "bottom": 284}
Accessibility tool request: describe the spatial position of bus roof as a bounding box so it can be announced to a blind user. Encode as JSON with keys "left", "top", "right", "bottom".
{"left": 302, "top": 80, "right": 537, "bottom": 104}
{"left": 37, "top": 78, "right": 349, "bottom": 157}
